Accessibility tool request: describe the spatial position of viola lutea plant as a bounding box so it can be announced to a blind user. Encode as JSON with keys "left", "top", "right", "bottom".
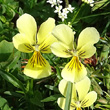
{"left": 57, "top": 77, "right": 97, "bottom": 110}
{"left": 13, "top": 13, "right": 57, "bottom": 79}
{"left": 51, "top": 24, "right": 100, "bottom": 82}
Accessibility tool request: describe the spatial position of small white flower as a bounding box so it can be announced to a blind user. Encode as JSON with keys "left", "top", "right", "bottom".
{"left": 58, "top": 12, "right": 67, "bottom": 21}
{"left": 67, "top": 4, "right": 75, "bottom": 13}
{"left": 62, "top": 8, "right": 69, "bottom": 16}
{"left": 57, "top": 0, "right": 63, "bottom": 4}
{"left": 82, "top": 0, "right": 94, "bottom": 7}
{"left": 47, "top": 0, "right": 57, "bottom": 7}
{"left": 54, "top": 5, "right": 62, "bottom": 13}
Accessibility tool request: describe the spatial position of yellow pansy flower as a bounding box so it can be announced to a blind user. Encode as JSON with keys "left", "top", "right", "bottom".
{"left": 13, "top": 13, "right": 57, "bottom": 79}
{"left": 51, "top": 24, "right": 100, "bottom": 82}
{"left": 57, "top": 77, "right": 97, "bottom": 110}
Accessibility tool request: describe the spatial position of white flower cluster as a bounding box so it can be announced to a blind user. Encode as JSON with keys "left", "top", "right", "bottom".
{"left": 47, "top": 0, "right": 75, "bottom": 21}
{"left": 82, "top": 0, "right": 95, "bottom": 7}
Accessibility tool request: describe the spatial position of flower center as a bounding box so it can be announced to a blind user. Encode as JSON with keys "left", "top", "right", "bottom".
{"left": 76, "top": 101, "right": 81, "bottom": 110}
{"left": 35, "top": 44, "right": 40, "bottom": 51}
{"left": 66, "top": 49, "right": 78, "bottom": 57}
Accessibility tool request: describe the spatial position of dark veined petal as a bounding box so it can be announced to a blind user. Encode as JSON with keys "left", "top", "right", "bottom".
{"left": 81, "top": 91, "right": 97, "bottom": 108}
{"left": 61, "top": 56, "right": 87, "bottom": 82}
{"left": 39, "top": 33, "right": 57, "bottom": 53}
{"left": 24, "top": 51, "right": 51, "bottom": 79}
{"left": 77, "top": 43, "right": 96, "bottom": 58}
{"left": 13, "top": 33, "right": 34, "bottom": 53}
{"left": 51, "top": 42, "right": 73, "bottom": 58}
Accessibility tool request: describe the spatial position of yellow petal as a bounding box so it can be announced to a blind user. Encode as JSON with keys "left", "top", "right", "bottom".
{"left": 75, "top": 77, "right": 91, "bottom": 101}
{"left": 58, "top": 79, "right": 68, "bottom": 97}
{"left": 77, "top": 27, "right": 100, "bottom": 50}
{"left": 17, "top": 13, "right": 37, "bottom": 45}
{"left": 13, "top": 33, "right": 34, "bottom": 53}
{"left": 37, "top": 18, "right": 55, "bottom": 45}
{"left": 51, "top": 42, "right": 72, "bottom": 58}
{"left": 39, "top": 33, "right": 57, "bottom": 53}
{"left": 52, "top": 24, "right": 75, "bottom": 49}
{"left": 57, "top": 98, "right": 75, "bottom": 110}
{"left": 57, "top": 98, "right": 66, "bottom": 110}
{"left": 81, "top": 91, "right": 97, "bottom": 108}
{"left": 24, "top": 51, "right": 51, "bottom": 79}
{"left": 58, "top": 79, "right": 77, "bottom": 100}
{"left": 61, "top": 56, "right": 87, "bottom": 82}
{"left": 77, "top": 43, "right": 96, "bottom": 58}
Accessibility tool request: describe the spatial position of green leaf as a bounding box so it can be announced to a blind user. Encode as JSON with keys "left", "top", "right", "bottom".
{"left": 45, "top": 85, "right": 59, "bottom": 92}
{"left": 0, "top": 69, "right": 26, "bottom": 92}
{"left": 92, "top": 0, "right": 110, "bottom": 11}
{"left": 0, "top": 96, "right": 7, "bottom": 108}
{"left": 64, "top": 81, "right": 72, "bottom": 110}
{"left": 0, "top": 40, "right": 14, "bottom": 62}
{"left": 30, "top": 90, "right": 44, "bottom": 107}
{"left": 41, "top": 94, "right": 62, "bottom": 102}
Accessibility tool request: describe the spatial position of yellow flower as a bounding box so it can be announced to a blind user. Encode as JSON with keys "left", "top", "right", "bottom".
{"left": 13, "top": 13, "right": 57, "bottom": 79}
{"left": 57, "top": 77, "right": 97, "bottom": 110}
{"left": 51, "top": 24, "right": 100, "bottom": 82}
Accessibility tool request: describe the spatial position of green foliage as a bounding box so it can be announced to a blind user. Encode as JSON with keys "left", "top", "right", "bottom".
{"left": 0, "top": 0, "right": 110, "bottom": 110}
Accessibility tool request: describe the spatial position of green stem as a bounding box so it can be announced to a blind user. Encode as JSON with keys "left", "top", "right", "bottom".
{"left": 64, "top": 81, "right": 72, "bottom": 110}
{"left": 79, "top": 11, "right": 110, "bottom": 20}
{"left": 4, "top": 4, "right": 21, "bottom": 15}
{"left": 101, "top": 19, "right": 110, "bottom": 37}
{"left": 65, "top": 0, "right": 69, "bottom": 7}
{"left": 71, "top": 3, "right": 84, "bottom": 24}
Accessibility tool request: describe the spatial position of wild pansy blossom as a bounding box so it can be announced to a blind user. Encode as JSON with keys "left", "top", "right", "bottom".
{"left": 57, "top": 77, "right": 97, "bottom": 110}
{"left": 13, "top": 13, "right": 57, "bottom": 79}
{"left": 47, "top": 0, "right": 74, "bottom": 21}
{"left": 82, "top": 0, "right": 95, "bottom": 7}
{"left": 51, "top": 24, "right": 100, "bottom": 82}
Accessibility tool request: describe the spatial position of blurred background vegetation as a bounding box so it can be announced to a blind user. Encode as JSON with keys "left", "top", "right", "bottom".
{"left": 0, "top": 0, "right": 110, "bottom": 110}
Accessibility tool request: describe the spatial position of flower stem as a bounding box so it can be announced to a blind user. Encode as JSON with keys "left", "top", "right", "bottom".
{"left": 64, "top": 81, "right": 73, "bottom": 110}
{"left": 65, "top": 0, "right": 69, "bottom": 7}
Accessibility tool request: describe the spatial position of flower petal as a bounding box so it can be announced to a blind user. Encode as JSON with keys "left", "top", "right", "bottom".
{"left": 52, "top": 24, "right": 75, "bottom": 49}
{"left": 37, "top": 18, "right": 55, "bottom": 45}
{"left": 75, "top": 77, "right": 91, "bottom": 101}
{"left": 57, "top": 97, "right": 66, "bottom": 110}
{"left": 77, "top": 27, "right": 100, "bottom": 50}
{"left": 17, "top": 13, "right": 37, "bottom": 45}
{"left": 57, "top": 98, "right": 75, "bottom": 110}
{"left": 77, "top": 43, "right": 96, "bottom": 58}
{"left": 13, "top": 33, "right": 34, "bottom": 53}
{"left": 81, "top": 91, "right": 97, "bottom": 108}
{"left": 58, "top": 79, "right": 77, "bottom": 100}
{"left": 39, "top": 33, "right": 57, "bottom": 53}
{"left": 24, "top": 51, "right": 51, "bottom": 79}
{"left": 61, "top": 56, "right": 87, "bottom": 82}
{"left": 51, "top": 42, "right": 72, "bottom": 58}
